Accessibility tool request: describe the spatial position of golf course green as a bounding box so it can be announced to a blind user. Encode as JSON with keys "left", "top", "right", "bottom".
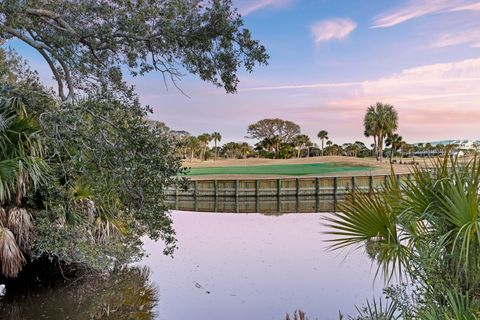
{"left": 184, "top": 162, "right": 374, "bottom": 176}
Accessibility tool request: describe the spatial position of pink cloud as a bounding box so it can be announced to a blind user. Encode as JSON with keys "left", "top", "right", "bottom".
{"left": 433, "top": 27, "right": 480, "bottom": 48}
{"left": 236, "top": 0, "right": 292, "bottom": 16}
{"left": 235, "top": 58, "right": 480, "bottom": 142}
{"left": 311, "top": 18, "right": 357, "bottom": 45}
{"left": 372, "top": 0, "right": 480, "bottom": 28}
{"left": 141, "top": 58, "right": 480, "bottom": 144}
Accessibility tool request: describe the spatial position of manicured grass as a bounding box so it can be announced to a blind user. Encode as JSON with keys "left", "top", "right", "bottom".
{"left": 183, "top": 162, "right": 374, "bottom": 176}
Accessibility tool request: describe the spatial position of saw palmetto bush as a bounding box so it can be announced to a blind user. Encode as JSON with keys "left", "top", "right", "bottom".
{"left": 325, "top": 155, "right": 480, "bottom": 318}
{"left": 0, "top": 227, "right": 25, "bottom": 278}
{"left": 0, "top": 97, "right": 48, "bottom": 277}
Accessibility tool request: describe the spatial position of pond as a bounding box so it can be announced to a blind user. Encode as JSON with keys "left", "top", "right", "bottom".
{"left": 0, "top": 210, "right": 380, "bottom": 320}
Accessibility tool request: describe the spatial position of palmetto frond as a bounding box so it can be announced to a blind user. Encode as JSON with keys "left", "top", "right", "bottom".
{"left": 0, "top": 96, "right": 48, "bottom": 277}
{"left": 326, "top": 154, "right": 480, "bottom": 288}
{"left": 7, "top": 207, "right": 35, "bottom": 251}
{"left": 418, "top": 289, "right": 480, "bottom": 320}
{"left": 0, "top": 97, "right": 48, "bottom": 204}
{"left": 0, "top": 226, "right": 25, "bottom": 278}
{"left": 354, "top": 297, "right": 400, "bottom": 320}
{"left": 0, "top": 207, "right": 6, "bottom": 226}
{"left": 324, "top": 177, "right": 411, "bottom": 281}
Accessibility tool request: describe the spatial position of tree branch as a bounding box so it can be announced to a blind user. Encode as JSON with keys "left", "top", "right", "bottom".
{"left": 2, "top": 25, "right": 74, "bottom": 103}
{"left": 25, "top": 8, "right": 76, "bottom": 35}
{"left": 36, "top": 48, "right": 66, "bottom": 101}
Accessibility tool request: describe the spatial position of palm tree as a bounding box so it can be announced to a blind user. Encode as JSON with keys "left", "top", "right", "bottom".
{"left": 221, "top": 142, "right": 241, "bottom": 159}
{"left": 325, "top": 140, "right": 333, "bottom": 156}
{"left": 343, "top": 143, "right": 358, "bottom": 157}
{"left": 385, "top": 133, "right": 403, "bottom": 162}
{"left": 292, "top": 134, "right": 311, "bottom": 158}
{"left": 325, "top": 155, "right": 480, "bottom": 317}
{"left": 197, "top": 133, "right": 211, "bottom": 161}
{"left": 425, "top": 142, "right": 435, "bottom": 157}
{"left": 363, "top": 102, "right": 398, "bottom": 162}
{"left": 240, "top": 142, "right": 251, "bottom": 159}
{"left": 305, "top": 141, "right": 313, "bottom": 157}
{"left": 0, "top": 97, "right": 48, "bottom": 278}
{"left": 317, "top": 130, "right": 329, "bottom": 156}
{"left": 186, "top": 136, "right": 200, "bottom": 162}
{"left": 211, "top": 132, "right": 222, "bottom": 161}
{"left": 401, "top": 143, "right": 413, "bottom": 158}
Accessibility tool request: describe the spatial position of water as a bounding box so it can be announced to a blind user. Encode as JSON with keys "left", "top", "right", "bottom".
{"left": 0, "top": 211, "right": 380, "bottom": 320}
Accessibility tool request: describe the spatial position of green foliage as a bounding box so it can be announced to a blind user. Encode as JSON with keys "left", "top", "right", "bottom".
{"left": 350, "top": 298, "right": 400, "bottom": 320}
{"left": 35, "top": 95, "right": 182, "bottom": 256}
{"left": 291, "top": 134, "right": 312, "bottom": 158}
{"left": 247, "top": 118, "right": 301, "bottom": 158}
{"left": 326, "top": 154, "right": 480, "bottom": 318}
{"left": 0, "top": 59, "right": 182, "bottom": 276}
{"left": 211, "top": 131, "right": 222, "bottom": 160}
{"left": 0, "top": 0, "right": 269, "bottom": 101}
{"left": 0, "top": 97, "right": 48, "bottom": 204}
{"left": 317, "top": 130, "right": 329, "bottom": 156}
{"left": 0, "top": 0, "right": 269, "bottom": 279}
{"left": 364, "top": 103, "right": 398, "bottom": 162}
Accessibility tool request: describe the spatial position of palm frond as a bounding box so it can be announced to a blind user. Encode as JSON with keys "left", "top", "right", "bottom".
{"left": 419, "top": 290, "right": 480, "bottom": 320}
{"left": 0, "top": 96, "right": 49, "bottom": 204}
{"left": 7, "top": 207, "right": 35, "bottom": 251}
{"left": 0, "top": 206, "right": 6, "bottom": 226}
{"left": 324, "top": 181, "right": 410, "bottom": 281}
{"left": 352, "top": 297, "right": 400, "bottom": 320}
{"left": 0, "top": 226, "right": 25, "bottom": 278}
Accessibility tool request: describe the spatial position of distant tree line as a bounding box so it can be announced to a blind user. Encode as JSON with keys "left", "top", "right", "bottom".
{"left": 174, "top": 105, "right": 475, "bottom": 162}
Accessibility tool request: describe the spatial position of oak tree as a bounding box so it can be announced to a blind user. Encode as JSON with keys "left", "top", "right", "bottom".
{"left": 0, "top": 0, "right": 268, "bottom": 102}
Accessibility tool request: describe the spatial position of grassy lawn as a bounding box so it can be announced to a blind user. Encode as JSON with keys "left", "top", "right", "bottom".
{"left": 183, "top": 162, "right": 374, "bottom": 176}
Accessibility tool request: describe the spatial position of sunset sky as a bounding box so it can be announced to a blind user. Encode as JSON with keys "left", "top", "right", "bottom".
{"left": 11, "top": 0, "right": 480, "bottom": 145}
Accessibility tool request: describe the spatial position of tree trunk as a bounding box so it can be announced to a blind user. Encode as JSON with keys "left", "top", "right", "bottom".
{"left": 321, "top": 139, "right": 324, "bottom": 156}
{"left": 378, "top": 133, "right": 383, "bottom": 162}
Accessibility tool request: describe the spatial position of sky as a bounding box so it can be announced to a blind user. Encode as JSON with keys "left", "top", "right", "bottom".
{"left": 7, "top": 0, "right": 480, "bottom": 145}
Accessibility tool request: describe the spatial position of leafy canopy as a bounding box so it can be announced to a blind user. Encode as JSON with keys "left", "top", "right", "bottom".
{"left": 0, "top": 0, "right": 269, "bottom": 101}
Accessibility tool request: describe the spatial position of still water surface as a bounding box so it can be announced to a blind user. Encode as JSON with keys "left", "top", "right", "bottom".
{"left": 0, "top": 210, "right": 380, "bottom": 320}
{"left": 147, "top": 211, "right": 380, "bottom": 320}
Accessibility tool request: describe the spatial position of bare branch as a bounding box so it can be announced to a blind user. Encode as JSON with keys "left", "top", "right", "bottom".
{"left": 2, "top": 25, "right": 74, "bottom": 102}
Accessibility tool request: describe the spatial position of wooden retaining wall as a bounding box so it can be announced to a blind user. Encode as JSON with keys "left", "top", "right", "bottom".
{"left": 167, "top": 195, "right": 340, "bottom": 214}
{"left": 167, "top": 173, "right": 412, "bottom": 198}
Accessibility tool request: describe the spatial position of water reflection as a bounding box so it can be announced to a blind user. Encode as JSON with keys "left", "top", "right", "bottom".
{"left": 166, "top": 195, "right": 346, "bottom": 214}
{"left": 0, "top": 211, "right": 379, "bottom": 320}
{"left": 0, "top": 267, "right": 157, "bottom": 320}
{"left": 145, "top": 211, "right": 380, "bottom": 319}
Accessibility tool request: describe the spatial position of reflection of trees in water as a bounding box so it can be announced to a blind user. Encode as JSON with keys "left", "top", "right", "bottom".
{"left": 0, "top": 266, "right": 158, "bottom": 320}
